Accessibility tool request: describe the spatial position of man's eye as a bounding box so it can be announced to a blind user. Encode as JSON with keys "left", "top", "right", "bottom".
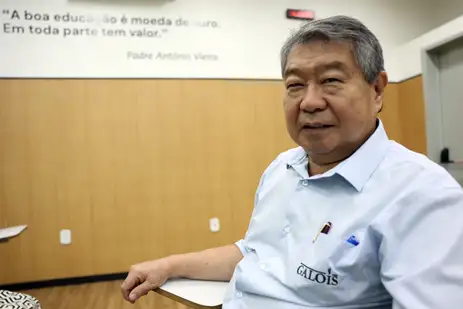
{"left": 323, "top": 78, "right": 341, "bottom": 84}
{"left": 287, "top": 83, "right": 304, "bottom": 89}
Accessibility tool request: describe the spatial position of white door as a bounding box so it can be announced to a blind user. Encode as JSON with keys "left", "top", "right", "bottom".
{"left": 438, "top": 39, "right": 463, "bottom": 162}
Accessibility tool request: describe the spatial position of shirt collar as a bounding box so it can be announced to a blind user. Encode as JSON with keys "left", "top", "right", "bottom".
{"left": 286, "top": 119, "right": 390, "bottom": 192}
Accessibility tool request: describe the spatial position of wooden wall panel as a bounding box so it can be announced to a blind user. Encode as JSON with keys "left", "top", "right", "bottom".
{"left": 380, "top": 83, "right": 403, "bottom": 144}
{"left": 0, "top": 79, "right": 296, "bottom": 284}
{"left": 0, "top": 78, "right": 410, "bottom": 284}
{"left": 398, "top": 76, "right": 427, "bottom": 154}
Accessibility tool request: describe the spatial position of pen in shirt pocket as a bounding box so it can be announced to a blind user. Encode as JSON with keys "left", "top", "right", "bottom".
{"left": 312, "top": 222, "right": 332, "bottom": 243}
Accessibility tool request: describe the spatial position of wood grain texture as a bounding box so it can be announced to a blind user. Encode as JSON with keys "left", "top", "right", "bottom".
{"left": 21, "top": 281, "right": 190, "bottom": 309}
{"left": 0, "top": 78, "right": 408, "bottom": 284}
{"left": 380, "top": 82, "right": 403, "bottom": 145}
{"left": 397, "top": 76, "right": 427, "bottom": 154}
{"left": 0, "top": 79, "right": 294, "bottom": 284}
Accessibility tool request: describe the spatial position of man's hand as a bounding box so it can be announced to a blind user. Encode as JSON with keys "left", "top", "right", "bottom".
{"left": 121, "top": 245, "right": 243, "bottom": 304}
{"left": 121, "top": 258, "right": 172, "bottom": 304}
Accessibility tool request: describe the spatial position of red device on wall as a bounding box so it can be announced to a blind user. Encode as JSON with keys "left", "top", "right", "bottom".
{"left": 286, "top": 9, "right": 315, "bottom": 21}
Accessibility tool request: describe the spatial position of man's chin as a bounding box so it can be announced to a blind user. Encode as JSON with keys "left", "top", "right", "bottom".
{"left": 298, "top": 137, "right": 332, "bottom": 151}
{"left": 301, "top": 144, "right": 336, "bottom": 157}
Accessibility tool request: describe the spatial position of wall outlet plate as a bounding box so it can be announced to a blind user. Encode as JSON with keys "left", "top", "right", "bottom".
{"left": 209, "top": 218, "right": 220, "bottom": 232}
{"left": 60, "top": 229, "right": 71, "bottom": 245}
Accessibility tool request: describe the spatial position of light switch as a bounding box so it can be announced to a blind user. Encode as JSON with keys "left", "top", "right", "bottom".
{"left": 209, "top": 218, "right": 220, "bottom": 232}
{"left": 60, "top": 229, "right": 71, "bottom": 245}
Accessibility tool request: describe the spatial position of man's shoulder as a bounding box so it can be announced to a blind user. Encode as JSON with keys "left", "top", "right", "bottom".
{"left": 384, "top": 141, "right": 461, "bottom": 190}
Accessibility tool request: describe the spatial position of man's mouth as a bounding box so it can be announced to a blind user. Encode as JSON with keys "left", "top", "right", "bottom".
{"left": 302, "top": 123, "right": 334, "bottom": 130}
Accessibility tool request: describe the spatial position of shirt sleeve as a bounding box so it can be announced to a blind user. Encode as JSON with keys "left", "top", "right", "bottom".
{"left": 234, "top": 153, "right": 284, "bottom": 257}
{"left": 234, "top": 239, "right": 247, "bottom": 256}
{"left": 379, "top": 177, "right": 463, "bottom": 309}
{"left": 233, "top": 174, "right": 265, "bottom": 257}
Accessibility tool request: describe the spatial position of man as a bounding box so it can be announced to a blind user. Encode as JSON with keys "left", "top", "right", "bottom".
{"left": 121, "top": 15, "right": 463, "bottom": 308}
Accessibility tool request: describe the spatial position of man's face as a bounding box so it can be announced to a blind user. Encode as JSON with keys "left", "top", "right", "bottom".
{"left": 283, "top": 41, "right": 386, "bottom": 161}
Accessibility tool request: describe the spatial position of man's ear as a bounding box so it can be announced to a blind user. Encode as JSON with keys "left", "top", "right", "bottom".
{"left": 373, "top": 71, "right": 388, "bottom": 113}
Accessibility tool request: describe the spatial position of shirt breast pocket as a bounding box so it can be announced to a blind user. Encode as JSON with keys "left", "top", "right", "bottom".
{"left": 312, "top": 233, "right": 359, "bottom": 265}
{"left": 286, "top": 233, "right": 365, "bottom": 302}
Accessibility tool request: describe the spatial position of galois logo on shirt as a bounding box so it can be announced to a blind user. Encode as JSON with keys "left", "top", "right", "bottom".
{"left": 297, "top": 263, "right": 339, "bottom": 286}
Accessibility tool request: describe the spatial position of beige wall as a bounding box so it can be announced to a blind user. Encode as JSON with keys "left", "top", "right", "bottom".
{"left": 397, "top": 76, "right": 427, "bottom": 154}
{"left": 0, "top": 77, "right": 424, "bottom": 284}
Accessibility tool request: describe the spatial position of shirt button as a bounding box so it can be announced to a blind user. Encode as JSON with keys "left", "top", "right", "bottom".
{"left": 284, "top": 226, "right": 291, "bottom": 234}
{"left": 301, "top": 179, "right": 309, "bottom": 187}
{"left": 236, "top": 291, "right": 243, "bottom": 298}
{"left": 260, "top": 263, "right": 267, "bottom": 271}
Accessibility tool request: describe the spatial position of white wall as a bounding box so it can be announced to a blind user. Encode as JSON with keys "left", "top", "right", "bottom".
{"left": 392, "top": 0, "right": 463, "bottom": 82}
{"left": 0, "top": 0, "right": 459, "bottom": 80}
{"left": 285, "top": 0, "right": 461, "bottom": 82}
{"left": 427, "top": 1, "right": 463, "bottom": 31}
{"left": 392, "top": 14, "right": 463, "bottom": 81}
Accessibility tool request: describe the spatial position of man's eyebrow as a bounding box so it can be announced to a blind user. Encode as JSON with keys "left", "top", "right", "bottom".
{"left": 284, "top": 61, "right": 348, "bottom": 79}
{"left": 283, "top": 66, "right": 305, "bottom": 79}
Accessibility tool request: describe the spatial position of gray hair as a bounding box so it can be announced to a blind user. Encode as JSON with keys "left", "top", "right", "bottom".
{"left": 280, "top": 15, "right": 384, "bottom": 83}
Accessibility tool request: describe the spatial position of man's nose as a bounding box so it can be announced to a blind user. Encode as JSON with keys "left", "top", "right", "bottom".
{"left": 299, "top": 85, "right": 327, "bottom": 113}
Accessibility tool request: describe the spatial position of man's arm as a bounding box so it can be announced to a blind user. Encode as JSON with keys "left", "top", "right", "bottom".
{"left": 169, "top": 244, "right": 243, "bottom": 281}
{"left": 379, "top": 178, "right": 463, "bottom": 309}
{"left": 121, "top": 244, "right": 243, "bottom": 303}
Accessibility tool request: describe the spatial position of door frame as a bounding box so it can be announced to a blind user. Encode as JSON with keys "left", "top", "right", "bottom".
{"left": 422, "top": 30, "right": 463, "bottom": 162}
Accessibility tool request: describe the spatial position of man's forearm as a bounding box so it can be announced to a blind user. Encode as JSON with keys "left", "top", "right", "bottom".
{"left": 167, "top": 244, "right": 243, "bottom": 281}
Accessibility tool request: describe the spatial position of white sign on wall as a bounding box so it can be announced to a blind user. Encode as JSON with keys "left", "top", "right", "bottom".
{"left": 1, "top": 0, "right": 450, "bottom": 80}
{"left": 0, "top": 0, "right": 304, "bottom": 79}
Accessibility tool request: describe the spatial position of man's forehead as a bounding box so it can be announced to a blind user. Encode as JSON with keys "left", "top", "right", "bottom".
{"left": 284, "top": 41, "right": 355, "bottom": 77}
{"left": 284, "top": 60, "right": 349, "bottom": 78}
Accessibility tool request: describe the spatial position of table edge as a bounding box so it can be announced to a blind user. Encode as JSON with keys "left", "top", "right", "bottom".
{"left": 154, "top": 287, "right": 222, "bottom": 309}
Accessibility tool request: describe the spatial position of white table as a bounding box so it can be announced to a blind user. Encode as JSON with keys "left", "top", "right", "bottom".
{"left": 0, "top": 225, "right": 27, "bottom": 240}
{"left": 156, "top": 279, "right": 229, "bottom": 309}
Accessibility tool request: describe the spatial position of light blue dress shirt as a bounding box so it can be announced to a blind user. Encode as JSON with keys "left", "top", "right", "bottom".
{"left": 223, "top": 119, "right": 463, "bottom": 309}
